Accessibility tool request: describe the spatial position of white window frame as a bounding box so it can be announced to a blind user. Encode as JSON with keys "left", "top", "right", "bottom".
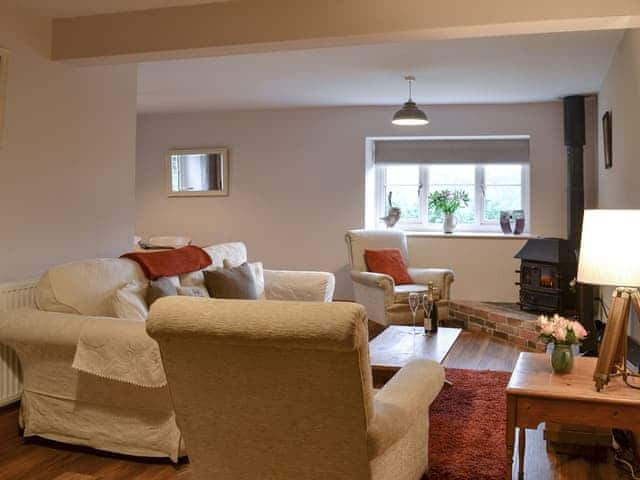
{"left": 375, "top": 164, "right": 530, "bottom": 233}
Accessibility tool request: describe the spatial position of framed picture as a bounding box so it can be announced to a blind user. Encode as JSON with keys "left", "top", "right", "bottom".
{"left": 602, "top": 111, "right": 612, "bottom": 169}
{"left": 166, "top": 147, "right": 229, "bottom": 197}
{"left": 0, "top": 50, "right": 8, "bottom": 148}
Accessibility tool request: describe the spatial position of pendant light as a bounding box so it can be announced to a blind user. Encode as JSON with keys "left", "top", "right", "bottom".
{"left": 392, "top": 76, "right": 429, "bottom": 126}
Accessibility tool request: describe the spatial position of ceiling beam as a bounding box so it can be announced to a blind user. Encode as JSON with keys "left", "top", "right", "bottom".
{"left": 52, "top": 0, "right": 640, "bottom": 64}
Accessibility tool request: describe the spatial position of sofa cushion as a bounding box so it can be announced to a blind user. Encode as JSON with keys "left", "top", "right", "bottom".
{"left": 147, "top": 277, "right": 179, "bottom": 306}
{"left": 180, "top": 261, "right": 265, "bottom": 299}
{"left": 36, "top": 258, "right": 147, "bottom": 316}
{"left": 113, "top": 281, "right": 148, "bottom": 321}
{"left": 204, "top": 263, "right": 258, "bottom": 299}
{"left": 394, "top": 284, "right": 429, "bottom": 304}
{"left": 203, "top": 242, "right": 247, "bottom": 268}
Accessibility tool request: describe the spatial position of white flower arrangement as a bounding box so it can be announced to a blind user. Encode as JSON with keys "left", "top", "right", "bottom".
{"left": 538, "top": 314, "right": 588, "bottom": 345}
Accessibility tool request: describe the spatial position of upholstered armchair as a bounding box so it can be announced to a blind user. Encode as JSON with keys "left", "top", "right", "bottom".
{"left": 345, "top": 229, "right": 454, "bottom": 326}
{"left": 147, "top": 298, "right": 444, "bottom": 480}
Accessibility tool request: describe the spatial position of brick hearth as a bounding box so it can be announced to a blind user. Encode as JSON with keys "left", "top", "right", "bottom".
{"left": 446, "top": 301, "right": 546, "bottom": 352}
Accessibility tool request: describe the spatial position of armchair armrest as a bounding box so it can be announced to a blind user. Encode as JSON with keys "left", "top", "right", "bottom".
{"left": 1, "top": 308, "right": 88, "bottom": 348}
{"left": 263, "top": 270, "right": 335, "bottom": 302}
{"left": 407, "top": 267, "right": 455, "bottom": 299}
{"left": 367, "top": 359, "right": 445, "bottom": 458}
{"left": 350, "top": 271, "right": 395, "bottom": 325}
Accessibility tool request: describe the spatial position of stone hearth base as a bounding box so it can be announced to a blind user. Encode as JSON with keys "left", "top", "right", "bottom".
{"left": 446, "top": 300, "right": 546, "bottom": 352}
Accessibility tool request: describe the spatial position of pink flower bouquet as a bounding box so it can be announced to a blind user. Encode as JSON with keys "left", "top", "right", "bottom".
{"left": 538, "top": 314, "right": 588, "bottom": 345}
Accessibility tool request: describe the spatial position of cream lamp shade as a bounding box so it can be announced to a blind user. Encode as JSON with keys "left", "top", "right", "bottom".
{"left": 577, "top": 209, "right": 640, "bottom": 287}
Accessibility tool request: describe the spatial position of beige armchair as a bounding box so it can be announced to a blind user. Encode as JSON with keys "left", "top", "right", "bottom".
{"left": 147, "top": 297, "right": 444, "bottom": 480}
{"left": 345, "top": 229, "right": 454, "bottom": 326}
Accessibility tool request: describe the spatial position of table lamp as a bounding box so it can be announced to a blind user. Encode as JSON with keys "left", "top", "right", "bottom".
{"left": 578, "top": 209, "right": 640, "bottom": 391}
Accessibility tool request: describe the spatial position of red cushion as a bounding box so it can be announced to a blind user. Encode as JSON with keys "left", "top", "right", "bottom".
{"left": 364, "top": 248, "right": 413, "bottom": 285}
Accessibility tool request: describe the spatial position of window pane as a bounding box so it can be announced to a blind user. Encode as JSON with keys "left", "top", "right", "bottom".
{"left": 428, "top": 184, "right": 475, "bottom": 224}
{"left": 484, "top": 165, "right": 522, "bottom": 185}
{"left": 385, "top": 186, "right": 420, "bottom": 222}
{"left": 484, "top": 186, "right": 522, "bottom": 221}
{"left": 429, "top": 165, "right": 475, "bottom": 185}
{"left": 385, "top": 165, "right": 419, "bottom": 185}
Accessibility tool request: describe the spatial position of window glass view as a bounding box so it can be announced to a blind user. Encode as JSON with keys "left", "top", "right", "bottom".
{"left": 427, "top": 165, "right": 475, "bottom": 224}
{"left": 383, "top": 165, "right": 421, "bottom": 222}
{"left": 381, "top": 164, "right": 526, "bottom": 230}
{"left": 483, "top": 165, "right": 523, "bottom": 221}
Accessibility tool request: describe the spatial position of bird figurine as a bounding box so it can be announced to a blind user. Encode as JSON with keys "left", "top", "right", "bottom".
{"left": 380, "top": 192, "right": 401, "bottom": 228}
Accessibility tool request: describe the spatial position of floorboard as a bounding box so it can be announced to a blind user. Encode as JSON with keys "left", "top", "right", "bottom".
{"left": 0, "top": 330, "right": 626, "bottom": 479}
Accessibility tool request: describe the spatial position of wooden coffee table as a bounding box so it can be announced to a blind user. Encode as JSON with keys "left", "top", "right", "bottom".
{"left": 506, "top": 352, "right": 640, "bottom": 479}
{"left": 369, "top": 326, "right": 462, "bottom": 384}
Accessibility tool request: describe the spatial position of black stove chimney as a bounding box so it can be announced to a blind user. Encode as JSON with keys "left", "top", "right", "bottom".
{"left": 563, "top": 95, "right": 596, "bottom": 354}
{"left": 563, "top": 95, "right": 585, "bottom": 248}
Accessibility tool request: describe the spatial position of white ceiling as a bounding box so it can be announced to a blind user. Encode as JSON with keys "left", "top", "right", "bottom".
{"left": 9, "top": 0, "right": 228, "bottom": 18}
{"left": 137, "top": 30, "right": 622, "bottom": 114}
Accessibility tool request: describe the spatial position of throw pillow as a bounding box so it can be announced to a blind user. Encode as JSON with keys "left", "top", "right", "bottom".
{"left": 147, "top": 277, "right": 178, "bottom": 306}
{"left": 113, "top": 281, "right": 148, "bottom": 321}
{"left": 204, "top": 262, "right": 258, "bottom": 299}
{"left": 222, "top": 259, "right": 266, "bottom": 299}
{"left": 177, "top": 286, "right": 210, "bottom": 298}
{"left": 364, "top": 248, "right": 413, "bottom": 285}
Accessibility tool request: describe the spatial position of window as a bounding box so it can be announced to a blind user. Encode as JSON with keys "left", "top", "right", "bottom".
{"left": 377, "top": 164, "right": 528, "bottom": 231}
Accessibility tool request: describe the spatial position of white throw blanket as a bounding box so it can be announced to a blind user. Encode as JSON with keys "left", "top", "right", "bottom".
{"left": 72, "top": 318, "right": 167, "bottom": 388}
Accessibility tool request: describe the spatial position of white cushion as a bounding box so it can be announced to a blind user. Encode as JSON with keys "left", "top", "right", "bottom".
{"left": 394, "top": 284, "right": 429, "bottom": 303}
{"left": 36, "top": 258, "right": 147, "bottom": 316}
{"left": 203, "top": 242, "right": 247, "bottom": 268}
{"left": 112, "top": 281, "right": 148, "bottom": 321}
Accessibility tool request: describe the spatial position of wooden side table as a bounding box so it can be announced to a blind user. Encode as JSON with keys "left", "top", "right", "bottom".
{"left": 506, "top": 352, "right": 640, "bottom": 479}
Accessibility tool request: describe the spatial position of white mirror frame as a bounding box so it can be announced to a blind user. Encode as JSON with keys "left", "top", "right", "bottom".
{"left": 0, "top": 49, "right": 9, "bottom": 148}
{"left": 166, "top": 147, "right": 229, "bottom": 197}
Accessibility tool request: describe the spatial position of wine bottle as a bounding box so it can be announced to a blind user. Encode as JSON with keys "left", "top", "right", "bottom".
{"left": 426, "top": 281, "right": 439, "bottom": 335}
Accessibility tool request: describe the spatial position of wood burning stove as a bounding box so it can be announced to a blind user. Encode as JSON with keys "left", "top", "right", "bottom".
{"left": 515, "top": 238, "right": 577, "bottom": 314}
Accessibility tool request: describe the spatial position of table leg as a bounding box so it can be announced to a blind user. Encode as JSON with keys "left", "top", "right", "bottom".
{"left": 518, "top": 427, "right": 526, "bottom": 479}
{"left": 506, "top": 395, "right": 516, "bottom": 480}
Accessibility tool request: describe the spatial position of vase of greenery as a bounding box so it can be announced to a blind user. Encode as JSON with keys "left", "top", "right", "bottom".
{"left": 538, "top": 314, "right": 588, "bottom": 374}
{"left": 427, "top": 189, "right": 470, "bottom": 233}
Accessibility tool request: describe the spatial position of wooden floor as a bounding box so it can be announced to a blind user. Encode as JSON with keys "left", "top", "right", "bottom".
{"left": 0, "top": 331, "right": 626, "bottom": 479}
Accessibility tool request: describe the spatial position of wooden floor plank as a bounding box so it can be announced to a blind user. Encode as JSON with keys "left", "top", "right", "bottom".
{"left": 0, "top": 330, "right": 623, "bottom": 479}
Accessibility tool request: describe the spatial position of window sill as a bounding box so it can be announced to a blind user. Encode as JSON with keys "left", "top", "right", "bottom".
{"left": 404, "top": 231, "right": 539, "bottom": 240}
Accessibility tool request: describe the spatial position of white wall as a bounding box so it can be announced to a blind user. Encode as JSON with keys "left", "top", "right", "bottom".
{"left": 0, "top": 6, "right": 138, "bottom": 282}
{"left": 136, "top": 100, "right": 596, "bottom": 301}
{"left": 597, "top": 29, "right": 640, "bottom": 342}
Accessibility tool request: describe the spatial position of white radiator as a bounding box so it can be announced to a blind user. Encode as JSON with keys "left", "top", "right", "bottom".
{"left": 0, "top": 279, "right": 37, "bottom": 406}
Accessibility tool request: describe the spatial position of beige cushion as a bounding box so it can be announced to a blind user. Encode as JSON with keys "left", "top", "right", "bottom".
{"left": 36, "top": 258, "right": 146, "bottom": 316}
{"left": 179, "top": 261, "right": 265, "bottom": 299}
{"left": 112, "top": 281, "right": 148, "bottom": 321}
{"left": 393, "top": 284, "right": 429, "bottom": 304}
{"left": 177, "top": 286, "right": 210, "bottom": 298}
{"left": 204, "top": 263, "right": 258, "bottom": 299}
{"left": 203, "top": 242, "right": 247, "bottom": 268}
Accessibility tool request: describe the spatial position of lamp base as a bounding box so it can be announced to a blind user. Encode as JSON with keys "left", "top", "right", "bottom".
{"left": 593, "top": 288, "right": 640, "bottom": 392}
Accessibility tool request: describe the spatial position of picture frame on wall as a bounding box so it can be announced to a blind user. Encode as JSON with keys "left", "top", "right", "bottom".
{"left": 602, "top": 111, "right": 612, "bottom": 169}
{"left": 0, "top": 49, "right": 8, "bottom": 148}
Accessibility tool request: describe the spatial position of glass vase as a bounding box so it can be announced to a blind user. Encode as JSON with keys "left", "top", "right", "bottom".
{"left": 551, "top": 344, "right": 574, "bottom": 374}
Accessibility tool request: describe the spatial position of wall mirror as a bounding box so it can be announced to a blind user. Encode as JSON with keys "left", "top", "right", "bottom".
{"left": 167, "top": 147, "right": 228, "bottom": 197}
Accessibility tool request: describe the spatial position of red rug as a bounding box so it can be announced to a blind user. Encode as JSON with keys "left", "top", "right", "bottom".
{"left": 426, "top": 368, "right": 511, "bottom": 480}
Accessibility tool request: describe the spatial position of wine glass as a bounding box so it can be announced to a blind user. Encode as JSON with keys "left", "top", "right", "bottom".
{"left": 408, "top": 292, "right": 420, "bottom": 336}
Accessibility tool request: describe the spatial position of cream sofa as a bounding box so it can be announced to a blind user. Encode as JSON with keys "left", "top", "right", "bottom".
{"left": 147, "top": 298, "right": 445, "bottom": 480}
{"left": 345, "top": 230, "right": 455, "bottom": 326}
{"left": 0, "top": 242, "right": 335, "bottom": 461}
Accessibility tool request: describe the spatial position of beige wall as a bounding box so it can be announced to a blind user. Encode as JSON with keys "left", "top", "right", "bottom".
{"left": 597, "top": 29, "right": 640, "bottom": 342}
{"left": 0, "top": 6, "right": 138, "bottom": 282}
{"left": 136, "top": 101, "right": 596, "bottom": 301}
